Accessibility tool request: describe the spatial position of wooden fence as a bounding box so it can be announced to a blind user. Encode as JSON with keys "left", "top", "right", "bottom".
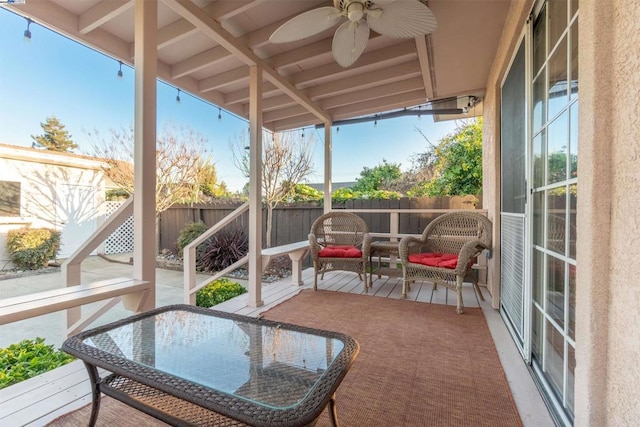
{"left": 158, "top": 196, "right": 481, "bottom": 253}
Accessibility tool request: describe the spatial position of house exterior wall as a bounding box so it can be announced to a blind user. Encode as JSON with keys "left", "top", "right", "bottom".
{"left": 575, "top": 0, "right": 640, "bottom": 424}
{"left": 0, "top": 146, "right": 106, "bottom": 265}
{"left": 483, "top": 0, "right": 640, "bottom": 424}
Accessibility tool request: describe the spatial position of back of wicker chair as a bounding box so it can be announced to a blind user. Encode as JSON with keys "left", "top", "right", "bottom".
{"left": 309, "top": 212, "right": 371, "bottom": 292}
{"left": 399, "top": 211, "right": 492, "bottom": 314}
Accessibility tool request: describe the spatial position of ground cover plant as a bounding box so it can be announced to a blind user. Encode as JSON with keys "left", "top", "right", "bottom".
{"left": 196, "top": 278, "right": 247, "bottom": 308}
{"left": 0, "top": 338, "right": 74, "bottom": 389}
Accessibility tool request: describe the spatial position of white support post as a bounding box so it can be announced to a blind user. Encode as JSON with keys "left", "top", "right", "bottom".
{"left": 389, "top": 212, "right": 399, "bottom": 269}
{"left": 323, "top": 123, "right": 332, "bottom": 213}
{"left": 131, "top": 0, "right": 157, "bottom": 313}
{"left": 248, "top": 65, "right": 264, "bottom": 308}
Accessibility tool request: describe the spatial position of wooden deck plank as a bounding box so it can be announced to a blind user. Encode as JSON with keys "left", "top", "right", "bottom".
{"left": 0, "top": 360, "right": 110, "bottom": 427}
{"left": 369, "top": 276, "right": 395, "bottom": 298}
{"left": 322, "top": 271, "right": 365, "bottom": 293}
{"left": 0, "top": 358, "right": 86, "bottom": 404}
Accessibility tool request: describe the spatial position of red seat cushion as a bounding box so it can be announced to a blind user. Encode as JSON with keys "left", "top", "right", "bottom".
{"left": 408, "top": 253, "right": 460, "bottom": 269}
{"left": 319, "top": 245, "right": 362, "bottom": 258}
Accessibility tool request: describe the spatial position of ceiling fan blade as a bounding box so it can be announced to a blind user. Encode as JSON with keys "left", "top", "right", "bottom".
{"left": 332, "top": 20, "right": 370, "bottom": 67}
{"left": 369, "top": 0, "right": 396, "bottom": 4}
{"left": 367, "top": 0, "right": 437, "bottom": 38}
{"left": 270, "top": 7, "right": 342, "bottom": 43}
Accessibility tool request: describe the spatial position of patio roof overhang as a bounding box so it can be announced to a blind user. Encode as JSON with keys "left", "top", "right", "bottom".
{"left": 2, "top": 0, "right": 511, "bottom": 130}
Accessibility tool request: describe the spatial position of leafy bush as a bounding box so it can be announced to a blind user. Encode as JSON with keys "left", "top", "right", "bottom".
{"left": 0, "top": 338, "right": 74, "bottom": 389}
{"left": 331, "top": 187, "right": 402, "bottom": 203}
{"left": 287, "top": 183, "right": 323, "bottom": 202}
{"left": 196, "top": 278, "right": 247, "bottom": 308}
{"left": 105, "top": 188, "right": 130, "bottom": 201}
{"left": 6, "top": 227, "right": 61, "bottom": 270}
{"left": 198, "top": 228, "right": 248, "bottom": 272}
{"left": 176, "top": 221, "right": 209, "bottom": 256}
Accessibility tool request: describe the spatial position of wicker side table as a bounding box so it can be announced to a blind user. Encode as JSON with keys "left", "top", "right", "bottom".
{"left": 369, "top": 240, "right": 402, "bottom": 287}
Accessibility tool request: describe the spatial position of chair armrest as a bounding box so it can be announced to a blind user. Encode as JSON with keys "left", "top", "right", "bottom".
{"left": 455, "top": 239, "right": 490, "bottom": 274}
{"left": 399, "top": 236, "right": 425, "bottom": 262}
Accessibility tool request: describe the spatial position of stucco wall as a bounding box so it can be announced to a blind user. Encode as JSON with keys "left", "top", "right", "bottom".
{"left": 575, "top": 0, "right": 640, "bottom": 424}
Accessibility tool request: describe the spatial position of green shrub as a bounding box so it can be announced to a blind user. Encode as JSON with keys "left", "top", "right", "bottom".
{"left": 105, "top": 188, "right": 130, "bottom": 201}
{"left": 197, "top": 228, "right": 248, "bottom": 272}
{"left": 331, "top": 188, "right": 402, "bottom": 203}
{"left": 0, "top": 338, "right": 74, "bottom": 390}
{"left": 6, "top": 227, "right": 61, "bottom": 270}
{"left": 196, "top": 278, "right": 247, "bottom": 308}
{"left": 288, "top": 183, "right": 323, "bottom": 202}
{"left": 176, "top": 221, "right": 209, "bottom": 256}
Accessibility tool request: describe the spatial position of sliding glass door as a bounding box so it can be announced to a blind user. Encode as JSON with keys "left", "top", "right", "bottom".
{"left": 500, "top": 1, "right": 578, "bottom": 424}
{"left": 530, "top": 1, "right": 578, "bottom": 422}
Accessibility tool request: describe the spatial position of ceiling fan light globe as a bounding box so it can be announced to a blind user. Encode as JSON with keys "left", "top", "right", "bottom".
{"left": 347, "top": 2, "right": 365, "bottom": 21}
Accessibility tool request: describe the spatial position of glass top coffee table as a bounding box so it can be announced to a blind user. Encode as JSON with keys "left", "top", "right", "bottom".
{"left": 62, "top": 304, "right": 359, "bottom": 427}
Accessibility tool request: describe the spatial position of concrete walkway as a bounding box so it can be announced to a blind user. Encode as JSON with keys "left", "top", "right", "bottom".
{"left": 0, "top": 255, "right": 226, "bottom": 349}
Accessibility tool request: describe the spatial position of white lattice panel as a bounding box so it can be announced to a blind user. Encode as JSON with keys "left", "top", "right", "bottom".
{"left": 104, "top": 201, "right": 134, "bottom": 254}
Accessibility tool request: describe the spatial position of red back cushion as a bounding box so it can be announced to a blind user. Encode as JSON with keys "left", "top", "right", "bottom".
{"left": 319, "top": 245, "right": 362, "bottom": 258}
{"left": 408, "top": 253, "right": 460, "bottom": 269}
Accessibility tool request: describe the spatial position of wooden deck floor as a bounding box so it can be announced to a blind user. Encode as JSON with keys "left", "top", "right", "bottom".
{"left": 218, "top": 267, "right": 483, "bottom": 318}
{"left": 0, "top": 270, "right": 485, "bottom": 426}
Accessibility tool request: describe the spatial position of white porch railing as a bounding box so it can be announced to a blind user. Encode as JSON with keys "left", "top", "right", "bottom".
{"left": 184, "top": 202, "right": 250, "bottom": 305}
{"left": 0, "top": 197, "right": 152, "bottom": 338}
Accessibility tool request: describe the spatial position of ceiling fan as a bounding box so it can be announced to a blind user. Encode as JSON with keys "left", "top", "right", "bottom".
{"left": 269, "top": 0, "right": 437, "bottom": 68}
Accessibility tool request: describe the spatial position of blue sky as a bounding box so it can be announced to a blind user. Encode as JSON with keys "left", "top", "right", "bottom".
{"left": 0, "top": 8, "right": 460, "bottom": 192}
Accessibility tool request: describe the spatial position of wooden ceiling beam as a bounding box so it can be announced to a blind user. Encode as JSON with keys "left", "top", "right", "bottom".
{"left": 269, "top": 114, "right": 319, "bottom": 132}
{"left": 328, "top": 89, "right": 426, "bottom": 120}
{"left": 79, "top": 0, "right": 132, "bottom": 34}
{"left": 290, "top": 41, "right": 416, "bottom": 86}
{"left": 164, "top": 0, "right": 330, "bottom": 124}
{"left": 6, "top": 1, "right": 131, "bottom": 60}
{"left": 171, "top": 46, "right": 230, "bottom": 79}
{"left": 263, "top": 105, "right": 309, "bottom": 123}
{"left": 260, "top": 76, "right": 425, "bottom": 122}
{"left": 225, "top": 44, "right": 417, "bottom": 105}
{"left": 319, "top": 77, "right": 424, "bottom": 109}
{"left": 156, "top": 0, "right": 264, "bottom": 51}
{"left": 306, "top": 61, "right": 421, "bottom": 100}
{"left": 415, "top": 35, "right": 435, "bottom": 99}
{"left": 199, "top": 67, "right": 248, "bottom": 93}
{"left": 161, "top": 1, "right": 331, "bottom": 71}
{"left": 208, "top": 0, "right": 270, "bottom": 21}
{"left": 243, "top": 74, "right": 424, "bottom": 116}
{"left": 157, "top": 19, "right": 198, "bottom": 49}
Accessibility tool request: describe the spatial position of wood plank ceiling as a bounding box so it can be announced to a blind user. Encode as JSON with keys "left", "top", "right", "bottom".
{"left": 2, "top": 0, "right": 511, "bottom": 131}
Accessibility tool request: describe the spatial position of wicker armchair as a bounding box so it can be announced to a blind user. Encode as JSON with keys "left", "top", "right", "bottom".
{"left": 399, "top": 211, "right": 492, "bottom": 314}
{"left": 309, "top": 212, "right": 371, "bottom": 292}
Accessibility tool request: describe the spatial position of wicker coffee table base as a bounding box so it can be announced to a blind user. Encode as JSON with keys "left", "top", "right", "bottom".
{"left": 84, "top": 363, "right": 338, "bottom": 427}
